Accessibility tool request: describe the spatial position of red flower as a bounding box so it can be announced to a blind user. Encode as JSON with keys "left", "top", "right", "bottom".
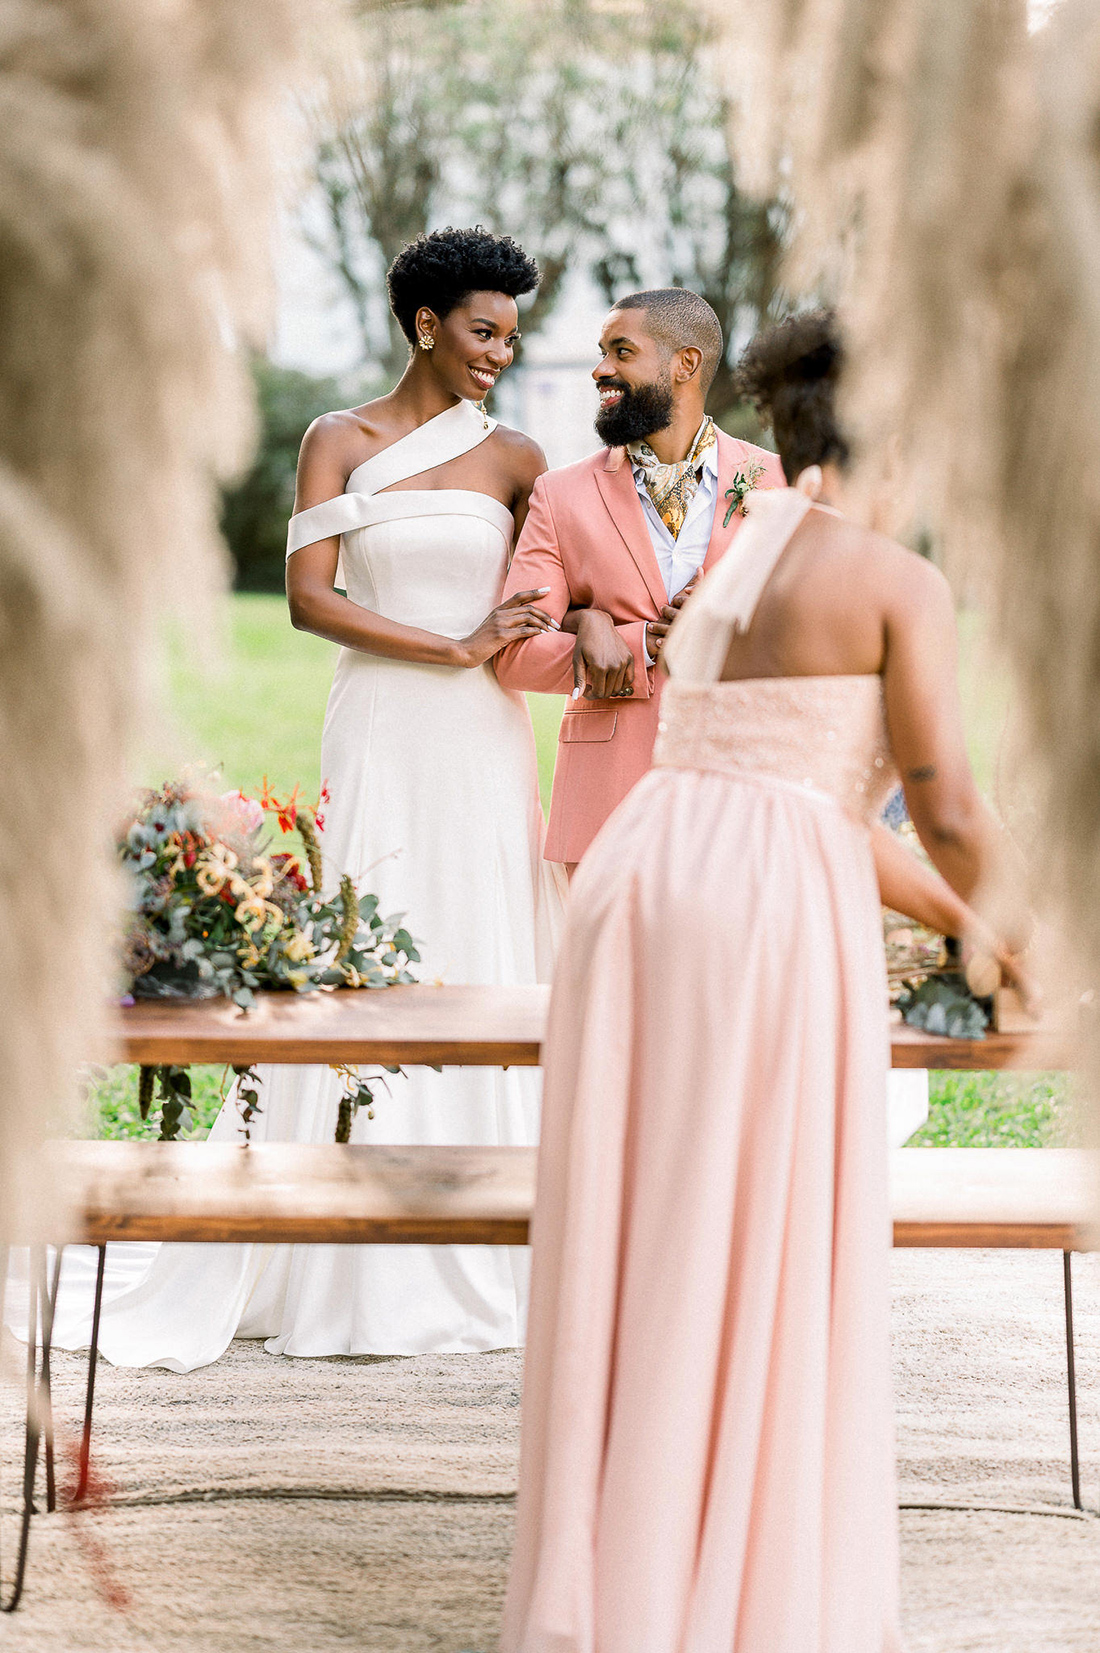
{"left": 183, "top": 849, "right": 196, "bottom": 869}
{"left": 314, "top": 813, "right": 326, "bottom": 833}
{"left": 319, "top": 781, "right": 332, "bottom": 806}
{"left": 272, "top": 852, "right": 309, "bottom": 894}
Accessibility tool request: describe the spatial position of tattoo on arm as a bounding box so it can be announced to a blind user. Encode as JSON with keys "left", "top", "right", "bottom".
{"left": 907, "top": 764, "right": 937, "bottom": 782}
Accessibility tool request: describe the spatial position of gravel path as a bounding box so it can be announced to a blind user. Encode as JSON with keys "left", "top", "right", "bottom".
{"left": 1, "top": 1249, "right": 1098, "bottom": 1650}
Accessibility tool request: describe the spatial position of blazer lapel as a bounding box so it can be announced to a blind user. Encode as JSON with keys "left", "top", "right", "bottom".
{"left": 594, "top": 447, "right": 668, "bottom": 613}
{"left": 703, "top": 434, "right": 758, "bottom": 573}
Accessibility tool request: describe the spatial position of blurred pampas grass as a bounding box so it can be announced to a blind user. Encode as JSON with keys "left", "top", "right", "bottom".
{"left": 707, "top": 0, "right": 1100, "bottom": 1126}
{"left": 0, "top": 0, "right": 334, "bottom": 1238}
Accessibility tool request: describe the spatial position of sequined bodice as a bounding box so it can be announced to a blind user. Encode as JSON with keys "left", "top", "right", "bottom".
{"left": 652, "top": 676, "right": 896, "bottom": 820}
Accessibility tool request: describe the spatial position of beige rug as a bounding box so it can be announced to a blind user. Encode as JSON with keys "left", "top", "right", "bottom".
{"left": 1, "top": 1250, "right": 1098, "bottom": 1651}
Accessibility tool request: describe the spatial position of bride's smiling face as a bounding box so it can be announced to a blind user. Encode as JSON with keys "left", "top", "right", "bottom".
{"left": 414, "top": 291, "right": 521, "bottom": 402}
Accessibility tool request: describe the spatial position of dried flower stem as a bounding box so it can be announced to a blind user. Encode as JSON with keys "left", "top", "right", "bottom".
{"left": 334, "top": 874, "right": 360, "bottom": 964}
{"left": 294, "top": 806, "right": 325, "bottom": 895}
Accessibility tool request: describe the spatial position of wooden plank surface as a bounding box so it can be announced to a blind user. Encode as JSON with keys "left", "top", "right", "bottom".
{"left": 113, "top": 984, "right": 549, "bottom": 1067}
{"left": 888, "top": 1021, "right": 1073, "bottom": 1071}
{"left": 48, "top": 1142, "right": 536, "bottom": 1246}
{"left": 110, "top": 985, "right": 1074, "bottom": 1072}
{"left": 36, "top": 1142, "right": 1100, "bottom": 1251}
{"left": 890, "top": 1148, "right": 1100, "bottom": 1249}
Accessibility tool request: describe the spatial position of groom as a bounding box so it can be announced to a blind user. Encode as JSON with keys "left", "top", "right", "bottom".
{"left": 495, "top": 287, "right": 784, "bottom": 872}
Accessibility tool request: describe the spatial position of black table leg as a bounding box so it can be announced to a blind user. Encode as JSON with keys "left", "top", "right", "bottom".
{"left": 1, "top": 1248, "right": 43, "bottom": 1613}
{"left": 1063, "top": 1250, "right": 1083, "bottom": 1512}
{"left": 74, "top": 1246, "right": 107, "bottom": 1509}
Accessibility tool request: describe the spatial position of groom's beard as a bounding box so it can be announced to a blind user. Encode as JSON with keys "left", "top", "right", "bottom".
{"left": 595, "top": 376, "right": 675, "bottom": 447}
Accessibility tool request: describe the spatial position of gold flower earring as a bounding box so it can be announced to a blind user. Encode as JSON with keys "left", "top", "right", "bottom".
{"left": 418, "top": 333, "right": 434, "bottom": 352}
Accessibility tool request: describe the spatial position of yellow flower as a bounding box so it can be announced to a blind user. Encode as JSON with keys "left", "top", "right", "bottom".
{"left": 250, "top": 857, "right": 275, "bottom": 900}
{"left": 195, "top": 844, "right": 239, "bottom": 895}
{"left": 282, "top": 931, "right": 315, "bottom": 963}
{"left": 239, "top": 941, "right": 262, "bottom": 969}
{"left": 235, "top": 895, "right": 269, "bottom": 931}
{"left": 343, "top": 965, "right": 363, "bottom": 988}
{"left": 286, "top": 967, "right": 311, "bottom": 990}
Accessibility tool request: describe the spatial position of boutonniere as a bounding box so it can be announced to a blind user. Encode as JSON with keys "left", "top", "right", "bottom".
{"left": 723, "top": 461, "right": 766, "bottom": 527}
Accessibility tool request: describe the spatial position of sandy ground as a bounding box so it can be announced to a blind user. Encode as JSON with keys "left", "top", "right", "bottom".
{"left": 1, "top": 1249, "right": 1099, "bottom": 1652}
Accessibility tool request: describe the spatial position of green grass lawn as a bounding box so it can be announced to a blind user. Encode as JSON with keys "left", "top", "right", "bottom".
{"left": 99, "top": 592, "right": 1066, "bottom": 1147}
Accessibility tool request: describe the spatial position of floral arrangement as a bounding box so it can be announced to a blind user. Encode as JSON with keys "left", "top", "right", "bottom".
{"left": 118, "top": 775, "right": 420, "bottom": 1142}
{"left": 120, "top": 776, "right": 419, "bottom": 1008}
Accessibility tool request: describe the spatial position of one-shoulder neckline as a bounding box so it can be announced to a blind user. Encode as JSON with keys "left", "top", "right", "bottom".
{"left": 354, "top": 484, "right": 511, "bottom": 508}
{"left": 345, "top": 399, "right": 495, "bottom": 495}
{"left": 351, "top": 488, "right": 514, "bottom": 539}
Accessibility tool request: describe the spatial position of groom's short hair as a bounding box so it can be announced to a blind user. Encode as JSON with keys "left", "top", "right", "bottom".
{"left": 612, "top": 288, "right": 723, "bottom": 391}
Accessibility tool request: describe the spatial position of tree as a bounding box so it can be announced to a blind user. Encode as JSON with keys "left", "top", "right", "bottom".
{"left": 308, "top": 0, "right": 785, "bottom": 416}
{"left": 584, "top": 3, "right": 787, "bottom": 422}
{"left": 310, "top": 1, "right": 615, "bottom": 380}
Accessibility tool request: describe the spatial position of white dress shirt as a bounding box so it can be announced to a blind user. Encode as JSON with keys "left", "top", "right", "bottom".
{"left": 630, "top": 436, "right": 719, "bottom": 662}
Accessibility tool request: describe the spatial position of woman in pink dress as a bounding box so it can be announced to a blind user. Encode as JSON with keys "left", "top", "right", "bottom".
{"left": 502, "top": 312, "right": 1030, "bottom": 1653}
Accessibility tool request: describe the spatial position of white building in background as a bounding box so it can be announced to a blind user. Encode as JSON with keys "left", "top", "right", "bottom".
{"left": 492, "top": 267, "right": 608, "bottom": 469}
{"left": 272, "top": 213, "right": 608, "bottom": 470}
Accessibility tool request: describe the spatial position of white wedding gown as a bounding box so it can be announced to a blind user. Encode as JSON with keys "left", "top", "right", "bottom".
{"left": 42, "top": 398, "right": 566, "bottom": 1370}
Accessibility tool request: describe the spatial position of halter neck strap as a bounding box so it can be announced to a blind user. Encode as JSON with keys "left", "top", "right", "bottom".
{"left": 287, "top": 399, "right": 496, "bottom": 558}
{"left": 662, "top": 488, "right": 814, "bottom": 681}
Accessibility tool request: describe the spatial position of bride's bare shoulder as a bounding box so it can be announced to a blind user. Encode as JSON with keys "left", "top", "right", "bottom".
{"left": 296, "top": 399, "right": 404, "bottom": 486}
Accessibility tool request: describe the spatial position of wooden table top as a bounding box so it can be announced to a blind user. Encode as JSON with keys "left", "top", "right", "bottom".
{"left": 37, "top": 1142, "right": 1100, "bottom": 1251}
{"left": 111, "top": 985, "right": 1074, "bottom": 1072}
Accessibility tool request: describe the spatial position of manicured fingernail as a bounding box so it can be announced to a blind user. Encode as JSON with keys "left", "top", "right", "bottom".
{"left": 549, "top": 619, "right": 560, "bottom": 630}
{"left": 571, "top": 687, "right": 581, "bottom": 699}
{"left": 537, "top": 587, "right": 551, "bottom": 594}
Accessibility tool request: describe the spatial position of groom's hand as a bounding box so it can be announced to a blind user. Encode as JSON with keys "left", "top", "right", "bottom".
{"left": 572, "top": 610, "right": 635, "bottom": 700}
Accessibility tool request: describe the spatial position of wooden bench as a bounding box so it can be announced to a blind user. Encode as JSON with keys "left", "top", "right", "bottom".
{"left": 14, "top": 1144, "right": 1098, "bottom": 1514}
{"left": 2, "top": 991, "right": 1090, "bottom": 1612}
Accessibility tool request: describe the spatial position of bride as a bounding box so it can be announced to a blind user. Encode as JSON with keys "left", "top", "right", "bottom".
{"left": 50, "top": 226, "right": 566, "bottom": 1368}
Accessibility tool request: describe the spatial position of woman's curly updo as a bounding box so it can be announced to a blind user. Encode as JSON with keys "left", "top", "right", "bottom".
{"left": 736, "top": 310, "right": 850, "bottom": 484}
{"left": 386, "top": 226, "right": 540, "bottom": 344}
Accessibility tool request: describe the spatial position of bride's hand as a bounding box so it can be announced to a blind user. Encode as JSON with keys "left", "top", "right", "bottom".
{"left": 455, "top": 589, "right": 560, "bottom": 668}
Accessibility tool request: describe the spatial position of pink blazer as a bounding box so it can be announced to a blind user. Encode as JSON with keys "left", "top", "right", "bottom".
{"left": 495, "top": 432, "right": 786, "bottom": 864}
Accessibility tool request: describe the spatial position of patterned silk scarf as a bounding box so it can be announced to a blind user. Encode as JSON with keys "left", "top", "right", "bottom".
{"left": 627, "top": 416, "right": 717, "bottom": 539}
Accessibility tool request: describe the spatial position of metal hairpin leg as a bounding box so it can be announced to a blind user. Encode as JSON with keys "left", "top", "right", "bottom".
{"left": 1, "top": 1245, "right": 61, "bottom": 1614}
{"left": 74, "top": 1246, "right": 107, "bottom": 1508}
{"left": 1063, "top": 1250, "right": 1083, "bottom": 1512}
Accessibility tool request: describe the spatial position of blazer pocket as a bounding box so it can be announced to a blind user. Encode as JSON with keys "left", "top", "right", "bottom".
{"left": 559, "top": 708, "right": 618, "bottom": 744}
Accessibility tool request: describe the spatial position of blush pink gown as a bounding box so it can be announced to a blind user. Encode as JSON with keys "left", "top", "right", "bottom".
{"left": 502, "top": 490, "right": 903, "bottom": 1653}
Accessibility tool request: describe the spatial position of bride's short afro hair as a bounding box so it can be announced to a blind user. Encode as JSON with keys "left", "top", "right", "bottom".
{"left": 736, "top": 310, "right": 850, "bottom": 483}
{"left": 386, "top": 226, "right": 540, "bottom": 344}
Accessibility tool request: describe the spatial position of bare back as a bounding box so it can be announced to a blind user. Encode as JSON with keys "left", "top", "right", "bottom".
{"left": 717, "top": 502, "right": 995, "bottom": 912}
{"left": 720, "top": 509, "right": 911, "bottom": 682}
